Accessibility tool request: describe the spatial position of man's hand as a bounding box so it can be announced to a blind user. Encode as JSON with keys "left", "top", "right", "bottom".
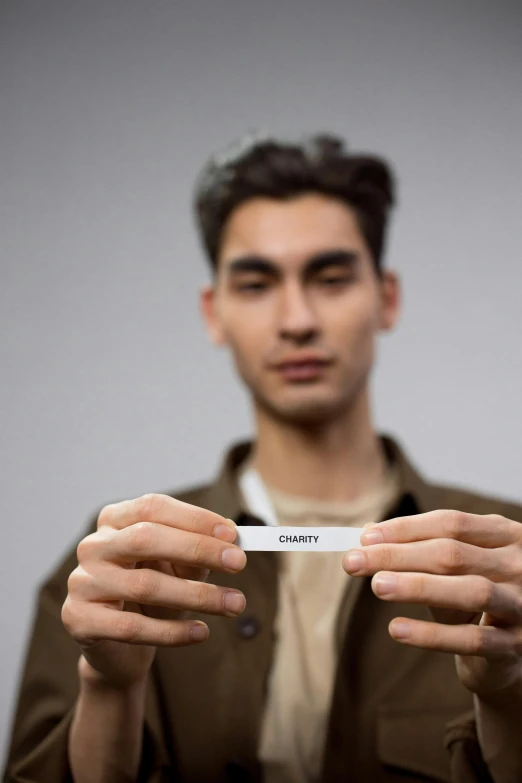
{"left": 62, "top": 493, "right": 247, "bottom": 689}
{"left": 342, "top": 510, "right": 522, "bottom": 698}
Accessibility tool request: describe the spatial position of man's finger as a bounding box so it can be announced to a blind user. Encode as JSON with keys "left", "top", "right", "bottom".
{"left": 386, "top": 616, "right": 519, "bottom": 660}
{"left": 371, "top": 571, "right": 522, "bottom": 625}
{"left": 343, "top": 538, "right": 515, "bottom": 581}
{"left": 63, "top": 602, "right": 211, "bottom": 648}
{"left": 82, "top": 566, "right": 247, "bottom": 617}
{"left": 98, "top": 493, "right": 237, "bottom": 541}
{"left": 361, "top": 510, "right": 518, "bottom": 549}
{"left": 102, "top": 523, "right": 247, "bottom": 573}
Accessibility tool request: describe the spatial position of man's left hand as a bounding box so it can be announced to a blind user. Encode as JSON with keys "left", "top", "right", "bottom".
{"left": 343, "top": 510, "right": 522, "bottom": 697}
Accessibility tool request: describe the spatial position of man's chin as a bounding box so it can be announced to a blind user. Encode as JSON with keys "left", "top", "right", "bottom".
{"left": 256, "top": 391, "right": 344, "bottom": 427}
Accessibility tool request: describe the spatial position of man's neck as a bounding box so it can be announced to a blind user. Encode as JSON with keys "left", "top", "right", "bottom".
{"left": 249, "top": 386, "right": 388, "bottom": 503}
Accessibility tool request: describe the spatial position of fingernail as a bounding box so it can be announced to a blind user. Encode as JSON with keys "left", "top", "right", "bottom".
{"left": 373, "top": 573, "right": 397, "bottom": 595}
{"left": 224, "top": 591, "right": 246, "bottom": 615}
{"left": 361, "top": 528, "right": 383, "bottom": 545}
{"left": 214, "top": 524, "right": 237, "bottom": 543}
{"left": 344, "top": 551, "right": 365, "bottom": 573}
{"left": 190, "top": 622, "right": 209, "bottom": 642}
{"left": 390, "top": 621, "right": 410, "bottom": 640}
{"left": 221, "top": 547, "right": 247, "bottom": 571}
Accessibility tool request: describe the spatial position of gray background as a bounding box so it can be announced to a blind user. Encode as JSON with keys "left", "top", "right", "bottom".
{"left": 1, "top": 0, "right": 521, "bottom": 760}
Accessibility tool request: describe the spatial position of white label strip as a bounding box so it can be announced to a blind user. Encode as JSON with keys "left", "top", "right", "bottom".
{"left": 237, "top": 526, "right": 365, "bottom": 552}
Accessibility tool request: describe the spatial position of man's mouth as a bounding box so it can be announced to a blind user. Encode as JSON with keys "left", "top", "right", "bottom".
{"left": 274, "top": 355, "right": 332, "bottom": 381}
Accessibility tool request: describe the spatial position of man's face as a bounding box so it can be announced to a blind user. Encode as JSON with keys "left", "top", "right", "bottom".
{"left": 201, "top": 193, "right": 399, "bottom": 425}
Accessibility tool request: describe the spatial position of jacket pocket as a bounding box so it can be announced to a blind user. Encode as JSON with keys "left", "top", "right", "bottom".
{"left": 377, "top": 705, "right": 460, "bottom": 782}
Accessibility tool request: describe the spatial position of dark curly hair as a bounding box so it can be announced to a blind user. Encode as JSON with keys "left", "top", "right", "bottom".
{"left": 193, "top": 132, "right": 396, "bottom": 275}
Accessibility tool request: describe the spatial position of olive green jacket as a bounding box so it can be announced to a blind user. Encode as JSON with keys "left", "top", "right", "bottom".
{"left": 4, "top": 434, "right": 522, "bottom": 783}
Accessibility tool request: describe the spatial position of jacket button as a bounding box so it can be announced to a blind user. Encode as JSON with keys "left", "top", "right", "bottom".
{"left": 236, "top": 615, "right": 260, "bottom": 639}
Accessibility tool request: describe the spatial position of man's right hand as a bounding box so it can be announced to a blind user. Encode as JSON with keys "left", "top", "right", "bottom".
{"left": 62, "top": 493, "right": 247, "bottom": 689}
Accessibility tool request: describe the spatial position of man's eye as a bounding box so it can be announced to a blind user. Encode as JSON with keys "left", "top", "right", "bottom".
{"left": 318, "top": 276, "right": 352, "bottom": 286}
{"left": 237, "top": 280, "right": 269, "bottom": 292}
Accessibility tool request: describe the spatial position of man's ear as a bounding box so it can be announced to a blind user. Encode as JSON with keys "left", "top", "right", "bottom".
{"left": 378, "top": 269, "right": 401, "bottom": 332}
{"left": 200, "top": 284, "right": 227, "bottom": 346}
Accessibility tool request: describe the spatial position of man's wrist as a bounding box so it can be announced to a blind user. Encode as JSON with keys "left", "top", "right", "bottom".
{"left": 70, "top": 658, "right": 148, "bottom": 783}
{"left": 78, "top": 655, "right": 149, "bottom": 694}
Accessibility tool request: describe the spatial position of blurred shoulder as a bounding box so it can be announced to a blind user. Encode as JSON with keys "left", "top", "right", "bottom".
{"left": 428, "top": 480, "right": 522, "bottom": 523}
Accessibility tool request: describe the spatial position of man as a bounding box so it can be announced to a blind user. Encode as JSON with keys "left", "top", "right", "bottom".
{"left": 4, "top": 134, "right": 522, "bottom": 783}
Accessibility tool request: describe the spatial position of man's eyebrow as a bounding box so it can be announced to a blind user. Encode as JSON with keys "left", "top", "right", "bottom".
{"left": 225, "top": 249, "right": 359, "bottom": 277}
{"left": 304, "top": 250, "right": 359, "bottom": 274}
{"left": 226, "top": 257, "right": 280, "bottom": 276}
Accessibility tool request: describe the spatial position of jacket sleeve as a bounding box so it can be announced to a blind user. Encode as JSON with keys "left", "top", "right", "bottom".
{"left": 445, "top": 710, "right": 495, "bottom": 783}
{"left": 2, "top": 516, "right": 172, "bottom": 783}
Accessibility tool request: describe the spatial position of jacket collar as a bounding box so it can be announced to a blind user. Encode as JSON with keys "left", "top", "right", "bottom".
{"left": 202, "top": 432, "right": 440, "bottom": 524}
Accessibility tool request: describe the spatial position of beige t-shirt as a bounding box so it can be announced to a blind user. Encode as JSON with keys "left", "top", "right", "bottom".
{"left": 239, "top": 461, "right": 401, "bottom": 783}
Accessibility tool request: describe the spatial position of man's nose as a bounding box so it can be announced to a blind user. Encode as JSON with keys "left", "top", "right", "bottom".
{"left": 277, "top": 282, "right": 319, "bottom": 344}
